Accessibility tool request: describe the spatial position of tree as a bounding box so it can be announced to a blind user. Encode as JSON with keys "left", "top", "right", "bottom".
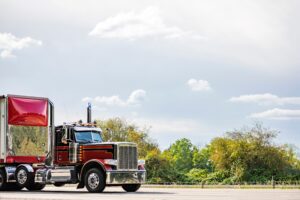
{"left": 209, "top": 122, "right": 299, "bottom": 182}
{"left": 96, "top": 118, "right": 159, "bottom": 158}
{"left": 95, "top": 119, "right": 300, "bottom": 183}
{"left": 186, "top": 168, "right": 209, "bottom": 183}
{"left": 192, "top": 145, "right": 213, "bottom": 172}
{"left": 165, "top": 138, "right": 195, "bottom": 174}
{"left": 145, "top": 149, "right": 177, "bottom": 183}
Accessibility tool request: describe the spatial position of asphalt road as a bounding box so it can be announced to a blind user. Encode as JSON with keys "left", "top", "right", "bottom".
{"left": 0, "top": 186, "right": 299, "bottom": 200}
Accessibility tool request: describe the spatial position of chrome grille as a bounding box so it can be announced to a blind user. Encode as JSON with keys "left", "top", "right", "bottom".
{"left": 118, "top": 144, "right": 138, "bottom": 170}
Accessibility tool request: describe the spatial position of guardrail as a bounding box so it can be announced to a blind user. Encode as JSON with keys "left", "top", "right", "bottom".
{"left": 143, "top": 181, "right": 300, "bottom": 189}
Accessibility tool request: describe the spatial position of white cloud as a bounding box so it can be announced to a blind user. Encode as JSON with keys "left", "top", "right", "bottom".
{"left": 249, "top": 108, "right": 300, "bottom": 120}
{"left": 187, "top": 79, "right": 211, "bottom": 91}
{"left": 230, "top": 93, "right": 300, "bottom": 106}
{"left": 82, "top": 89, "right": 146, "bottom": 107}
{"left": 95, "top": 95, "right": 127, "bottom": 107}
{"left": 89, "top": 6, "right": 202, "bottom": 40}
{"left": 82, "top": 97, "right": 93, "bottom": 102}
{"left": 127, "top": 89, "right": 146, "bottom": 105}
{"left": 0, "top": 32, "right": 42, "bottom": 58}
{"left": 0, "top": 49, "right": 15, "bottom": 58}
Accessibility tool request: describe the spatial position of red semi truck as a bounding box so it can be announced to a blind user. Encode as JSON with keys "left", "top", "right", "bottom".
{"left": 0, "top": 95, "right": 146, "bottom": 192}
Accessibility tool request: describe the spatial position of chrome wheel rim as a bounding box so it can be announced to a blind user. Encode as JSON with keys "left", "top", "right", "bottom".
{"left": 17, "top": 169, "right": 27, "bottom": 185}
{"left": 88, "top": 173, "right": 99, "bottom": 190}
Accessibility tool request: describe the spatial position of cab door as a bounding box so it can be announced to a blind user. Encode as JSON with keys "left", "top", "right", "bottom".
{"left": 55, "top": 127, "right": 70, "bottom": 164}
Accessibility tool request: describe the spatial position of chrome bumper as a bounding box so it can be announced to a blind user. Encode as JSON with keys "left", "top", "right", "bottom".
{"left": 106, "top": 170, "right": 146, "bottom": 185}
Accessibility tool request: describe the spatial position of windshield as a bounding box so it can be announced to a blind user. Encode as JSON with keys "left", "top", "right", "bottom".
{"left": 75, "top": 131, "right": 102, "bottom": 143}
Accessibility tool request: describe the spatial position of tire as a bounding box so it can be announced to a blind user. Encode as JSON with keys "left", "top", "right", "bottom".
{"left": 15, "top": 166, "right": 34, "bottom": 188}
{"left": 26, "top": 183, "right": 46, "bottom": 191}
{"left": 85, "top": 168, "right": 105, "bottom": 193}
{"left": 0, "top": 168, "right": 8, "bottom": 191}
{"left": 16, "top": 166, "right": 45, "bottom": 191}
{"left": 122, "top": 184, "right": 141, "bottom": 192}
{"left": 0, "top": 169, "right": 23, "bottom": 191}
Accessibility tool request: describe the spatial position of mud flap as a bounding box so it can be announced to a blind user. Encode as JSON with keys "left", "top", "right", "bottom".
{"left": 77, "top": 181, "right": 84, "bottom": 189}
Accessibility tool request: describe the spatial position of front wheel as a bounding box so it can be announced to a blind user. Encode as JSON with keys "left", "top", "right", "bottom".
{"left": 122, "top": 184, "right": 141, "bottom": 192}
{"left": 85, "top": 168, "right": 105, "bottom": 193}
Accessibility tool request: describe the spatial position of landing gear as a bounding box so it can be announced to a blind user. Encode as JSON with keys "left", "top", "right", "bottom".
{"left": 122, "top": 184, "right": 141, "bottom": 192}
{"left": 85, "top": 168, "right": 105, "bottom": 193}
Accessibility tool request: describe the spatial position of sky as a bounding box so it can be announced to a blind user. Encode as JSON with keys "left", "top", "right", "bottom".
{"left": 1, "top": 0, "right": 300, "bottom": 150}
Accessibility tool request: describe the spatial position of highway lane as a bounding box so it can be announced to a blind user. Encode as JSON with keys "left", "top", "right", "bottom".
{"left": 0, "top": 186, "right": 299, "bottom": 200}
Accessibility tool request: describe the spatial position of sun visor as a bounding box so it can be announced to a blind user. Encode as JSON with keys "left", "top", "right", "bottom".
{"left": 8, "top": 96, "right": 48, "bottom": 126}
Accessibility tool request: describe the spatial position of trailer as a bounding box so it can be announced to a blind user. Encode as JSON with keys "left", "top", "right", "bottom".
{"left": 0, "top": 95, "right": 146, "bottom": 192}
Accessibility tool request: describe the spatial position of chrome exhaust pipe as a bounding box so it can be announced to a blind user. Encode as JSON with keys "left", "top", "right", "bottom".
{"left": 87, "top": 103, "right": 92, "bottom": 123}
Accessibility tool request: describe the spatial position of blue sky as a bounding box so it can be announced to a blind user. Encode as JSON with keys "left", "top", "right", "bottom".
{"left": 1, "top": 0, "right": 300, "bottom": 149}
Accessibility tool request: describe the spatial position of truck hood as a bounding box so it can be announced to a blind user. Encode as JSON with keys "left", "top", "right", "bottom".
{"left": 82, "top": 142, "right": 136, "bottom": 146}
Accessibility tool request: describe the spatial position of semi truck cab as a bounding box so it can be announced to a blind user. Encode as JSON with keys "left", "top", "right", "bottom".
{"left": 0, "top": 95, "right": 146, "bottom": 193}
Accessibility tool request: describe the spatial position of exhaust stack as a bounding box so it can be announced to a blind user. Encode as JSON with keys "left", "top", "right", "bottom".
{"left": 87, "top": 102, "right": 92, "bottom": 123}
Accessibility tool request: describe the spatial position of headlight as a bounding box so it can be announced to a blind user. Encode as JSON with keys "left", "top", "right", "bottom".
{"left": 104, "top": 159, "right": 118, "bottom": 166}
{"left": 138, "top": 160, "right": 145, "bottom": 165}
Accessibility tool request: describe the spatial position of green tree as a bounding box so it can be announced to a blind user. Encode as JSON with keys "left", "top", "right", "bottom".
{"left": 186, "top": 168, "right": 209, "bottom": 183}
{"left": 192, "top": 146, "right": 213, "bottom": 172}
{"left": 209, "top": 123, "right": 300, "bottom": 182}
{"left": 95, "top": 119, "right": 300, "bottom": 183}
{"left": 145, "top": 149, "right": 177, "bottom": 183}
{"left": 165, "top": 138, "right": 195, "bottom": 174}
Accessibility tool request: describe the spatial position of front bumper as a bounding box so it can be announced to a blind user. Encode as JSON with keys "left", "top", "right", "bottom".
{"left": 106, "top": 170, "right": 146, "bottom": 185}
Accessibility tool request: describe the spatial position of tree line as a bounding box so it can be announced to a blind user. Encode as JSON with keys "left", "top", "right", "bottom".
{"left": 97, "top": 118, "right": 300, "bottom": 184}
{"left": 8, "top": 118, "right": 299, "bottom": 183}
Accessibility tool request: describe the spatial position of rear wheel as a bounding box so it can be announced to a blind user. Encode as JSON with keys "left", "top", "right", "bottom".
{"left": 122, "top": 184, "right": 141, "bottom": 192}
{"left": 16, "top": 166, "right": 45, "bottom": 191}
{"left": 0, "top": 169, "right": 23, "bottom": 191}
{"left": 15, "top": 166, "right": 33, "bottom": 189}
{"left": 85, "top": 168, "right": 105, "bottom": 193}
